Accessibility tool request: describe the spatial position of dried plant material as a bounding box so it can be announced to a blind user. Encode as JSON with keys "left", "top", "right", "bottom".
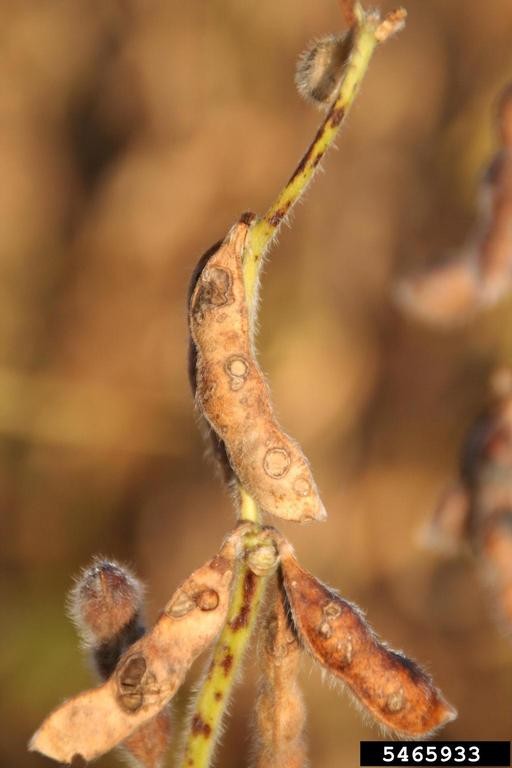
{"left": 395, "top": 82, "right": 512, "bottom": 326}
{"left": 30, "top": 537, "right": 238, "bottom": 764}
{"left": 419, "top": 484, "right": 471, "bottom": 556}
{"left": 70, "top": 558, "right": 171, "bottom": 768}
{"left": 375, "top": 9, "right": 407, "bottom": 43}
{"left": 295, "top": 33, "right": 354, "bottom": 110}
{"left": 278, "top": 541, "right": 456, "bottom": 736}
{"left": 189, "top": 216, "right": 326, "bottom": 524}
{"left": 252, "top": 585, "right": 307, "bottom": 768}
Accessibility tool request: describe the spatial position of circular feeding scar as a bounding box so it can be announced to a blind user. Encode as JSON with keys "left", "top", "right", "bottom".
{"left": 263, "top": 448, "right": 291, "bottom": 479}
{"left": 225, "top": 355, "right": 249, "bottom": 378}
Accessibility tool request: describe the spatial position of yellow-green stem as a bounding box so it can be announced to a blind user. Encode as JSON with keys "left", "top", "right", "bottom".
{"left": 179, "top": 561, "right": 267, "bottom": 768}
{"left": 181, "top": 6, "right": 386, "bottom": 767}
{"left": 243, "top": 11, "right": 379, "bottom": 308}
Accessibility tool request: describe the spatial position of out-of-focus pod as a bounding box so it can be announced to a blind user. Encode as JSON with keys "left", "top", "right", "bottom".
{"left": 395, "top": 82, "right": 512, "bottom": 327}
{"left": 423, "top": 367, "right": 512, "bottom": 632}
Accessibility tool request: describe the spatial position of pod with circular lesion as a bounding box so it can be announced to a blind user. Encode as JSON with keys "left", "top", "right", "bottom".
{"left": 29, "top": 536, "right": 238, "bottom": 765}
{"left": 278, "top": 539, "right": 456, "bottom": 737}
{"left": 189, "top": 216, "right": 326, "bottom": 523}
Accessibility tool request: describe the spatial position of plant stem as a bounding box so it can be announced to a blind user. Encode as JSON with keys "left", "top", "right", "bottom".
{"left": 179, "top": 558, "right": 267, "bottom": 768}
{"left": 242, "top": 9, "right": 380, "bottom": 308}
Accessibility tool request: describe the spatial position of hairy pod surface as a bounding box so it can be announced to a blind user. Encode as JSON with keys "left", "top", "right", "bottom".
{"left": 279, "top": 542, "right": 456, "bottom": 736}
{"left": 189, "top": 216, "right": 326, "bottom": 523}
{"left": 30, "top": 538, "right": 237, "bottom": 764}
{"left": 70, "top": 558, "right": 171, "bottom": 768}
{"left": 253, "top": 585, "right": 307, "bottom": 768}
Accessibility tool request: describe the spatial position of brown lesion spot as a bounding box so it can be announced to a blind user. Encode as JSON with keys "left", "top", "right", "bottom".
{"left": 191, "top": 714, "right": 212, "bottom": 738}
{"left": 195, "top": 588, "right": 219, "bottom": 611}
{"left": 117, "top": 653, "right": 147, "bottom": 712}
{"left": 330, "top": 105, "right": 345, "bottom": 127}
{"left": 192, "top": 266, "right": 234, "bottom": 324}
{"left": 220, "top": 651, "right": 234, "bottom": 675}
{"left": 224, "top": 354, "right": 250, "bottom": 391}
{"left": 263, "top": 447, "right": 291, "bottom": 479}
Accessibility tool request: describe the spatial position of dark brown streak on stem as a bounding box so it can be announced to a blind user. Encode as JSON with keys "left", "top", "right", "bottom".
{"left": 220, "top": 651, "right": 234, "bottom": 676}
{"left": 282, "top": 100, "right": 347, "bottom": 205}
{"left": 268, "top": 201, "right": 292, "bottom": 228}
{"left": 229, "top": 569, "right": 256, "bottom": 631}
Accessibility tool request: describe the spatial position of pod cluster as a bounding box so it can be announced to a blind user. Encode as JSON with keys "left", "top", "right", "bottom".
{"left": 30, "top": 535, "right": 238, "bottom": 765}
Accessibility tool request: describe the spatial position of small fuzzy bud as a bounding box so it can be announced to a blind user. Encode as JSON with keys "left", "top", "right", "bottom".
{"left": 68, "top": 558, "right": 171, "bottom": 768}
{"left": 295, "top": 33, "right": 353, "bottom": 110}
{"left": 68, "top": 558, "right": 144, "bottom": 648}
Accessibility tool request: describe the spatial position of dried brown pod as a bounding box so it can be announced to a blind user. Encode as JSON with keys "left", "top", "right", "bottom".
{"left": 295, "top": 33, "right": 354, "bottom": 110}
{"left": 252, "top": 584, "right": 307, "bottom": 768}
{"left": 395, "top": 81, "right": 512, "bottom": 326}
{"left": 70, "top": 559, "right": 171, "bottom": 768}
{"left": 278, "top": 540, "right": 456, "bottom": 736}
{"left": 189, "top": 216, "right": 326, "bottom": 524}
{"left": 30, "top": 536, "right": 238, "bottom": 765}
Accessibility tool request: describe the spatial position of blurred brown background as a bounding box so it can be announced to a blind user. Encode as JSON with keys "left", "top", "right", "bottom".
{"left": 2, "top": 0, "right": 512, "bottom": 766}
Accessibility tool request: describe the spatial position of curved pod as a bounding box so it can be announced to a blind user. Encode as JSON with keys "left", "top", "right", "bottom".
{"left": 279, "top": 542, "right": 456, "bottom": 737}
{"left": 189, "top": 216, "right": 326, "bottom": 523}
